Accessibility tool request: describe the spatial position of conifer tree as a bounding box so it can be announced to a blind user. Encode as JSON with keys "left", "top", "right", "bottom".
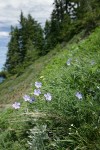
{"left": 44, "top": 20, "right": 52, "bottom": 51}
{"left": 5, "top": 26, "right": 20, "bottom": 73}
{"left": 44, "top": 0, "right": 100, "bottom": 50}
{"left": 5, "top": 12, "right": 44, "bottom": 74}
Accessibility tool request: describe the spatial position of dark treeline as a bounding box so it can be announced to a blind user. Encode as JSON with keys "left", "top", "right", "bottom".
{"left": 5, "top": 12, "right": 44, "bottom": 74}
{"left": 4, "top": 0, "right": 100, "bottom": 74}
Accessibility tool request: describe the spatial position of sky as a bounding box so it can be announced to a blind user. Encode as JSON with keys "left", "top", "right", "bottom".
{"left": 0, "top": 0, "right": 53, "bottom": 71}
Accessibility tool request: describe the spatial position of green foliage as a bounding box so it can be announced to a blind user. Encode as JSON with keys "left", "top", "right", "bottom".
{"left": 0, "top": 27, "right": 100, "bottom": 150}
{"left": 0, "top": 70, "right": 7, "bottom": 78}
{"left": 24, "top": 39, "right": 39, "bottom": 65}
{"left": 5, "top": 26, "right": 21, "bottom": 74}
{"left": 27, "top": 27, "right": 100, "bottom": 149}
{"left": 28, "top": 124, "right": 48, "bottom": 150}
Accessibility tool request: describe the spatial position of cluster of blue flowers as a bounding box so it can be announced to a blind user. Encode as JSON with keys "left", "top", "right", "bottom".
{"left": 12, "top": 81, "right": 52, "bottom": 109}
{"left": 33, "top": 81, "right": 52, "bottom": 101}
{"left": 12, "top": 57, "right": 85, "bottom": 110}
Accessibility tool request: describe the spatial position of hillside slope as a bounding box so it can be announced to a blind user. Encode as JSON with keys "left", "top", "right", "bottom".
{"left": 0, "top": 27, "right": 100, "bottom": 150}
{"left": 0, "top": 46, "right": 63, "bottom": 106}
{"left": 0, "top": 31, "right": 85, "bottom": 106}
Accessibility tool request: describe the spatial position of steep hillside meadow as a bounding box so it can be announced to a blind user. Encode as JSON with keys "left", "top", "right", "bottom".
{"left": 0, "top": 27, "right": 100, "bottom": 149}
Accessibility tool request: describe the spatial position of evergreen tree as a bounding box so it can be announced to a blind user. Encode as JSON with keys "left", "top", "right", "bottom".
{"left": 44, "top": 0, "right": 71, "bottom": 48}
{"left": 24, "top": 39, "right": 39, "bottom": 64}
{"left": 44, "top": 20, "right": 52, "bottom": 51}
{"left": 5, "top": 12, "right": 44, "bottom": 74}
{"left": 44, "top": 0, "right": 100, "bottom": 50}
{"left": 19, "top": 11, "right": 27, "bottom": 62}
{"left": 5, "top": 26, "right": 20, "bottom": 74}
{"left": 19, "top": 13, "right": 44, "bottom": 57}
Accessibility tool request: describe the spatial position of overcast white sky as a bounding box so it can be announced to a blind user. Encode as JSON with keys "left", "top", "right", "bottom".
{"left": 0, "top": 0, "right": 53, "bottom": 70}
{"left": 0, "top": 0, "right": 53, "bottom": 36}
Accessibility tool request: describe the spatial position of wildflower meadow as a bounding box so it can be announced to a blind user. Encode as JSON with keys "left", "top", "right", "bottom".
{"left": 0, "top": 27, "right": 100, "bottom": 150}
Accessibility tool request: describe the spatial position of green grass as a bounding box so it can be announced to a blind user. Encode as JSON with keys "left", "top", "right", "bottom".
{"left": 0, "top": 30, "right": 84, "bottom": 106}
{"left": 0, "top": 27, "right": 100, "bottom": 149}
{"left": 0, "top": 44, "right": 63, "bottom": 106}
{"left": 37, "top": 27, "right": 100, "bottom": 149}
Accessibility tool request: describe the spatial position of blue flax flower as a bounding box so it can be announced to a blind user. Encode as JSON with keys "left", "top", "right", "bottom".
{"left": 23, "top": 95, "right": 31, "bottom": 102}
{"left": 66, "top": 58, "right": 71, "bottom": 66}
{"left": 34, "top": 89, "right": 41, "bottom": 96}
{"left": 75, "top": 92, "right": 82, "bottom": 100}
{"left": 44, "top": 93, "right": 52, "bottom": 101}
{"left": 29, "top": 97, "right": 35, "bottom": 103}
{"left": 23, "top": 95, "right": 35, "bottom": 103}
{"left": 12, "top": 102, "right": 20, "bottom": 109}
{"left": 35, "top": 81, "right": 42, "bottom": 88}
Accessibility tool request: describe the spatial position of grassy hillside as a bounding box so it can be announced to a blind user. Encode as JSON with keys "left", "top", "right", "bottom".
{"left": 0, "top": 27, "right": 100, "bottom": 150}
{"left": 0, "top": 31, "right": 84, "bottom": 106}
{"left": 0, "top": 45, "right": 63, "bottom": 106}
